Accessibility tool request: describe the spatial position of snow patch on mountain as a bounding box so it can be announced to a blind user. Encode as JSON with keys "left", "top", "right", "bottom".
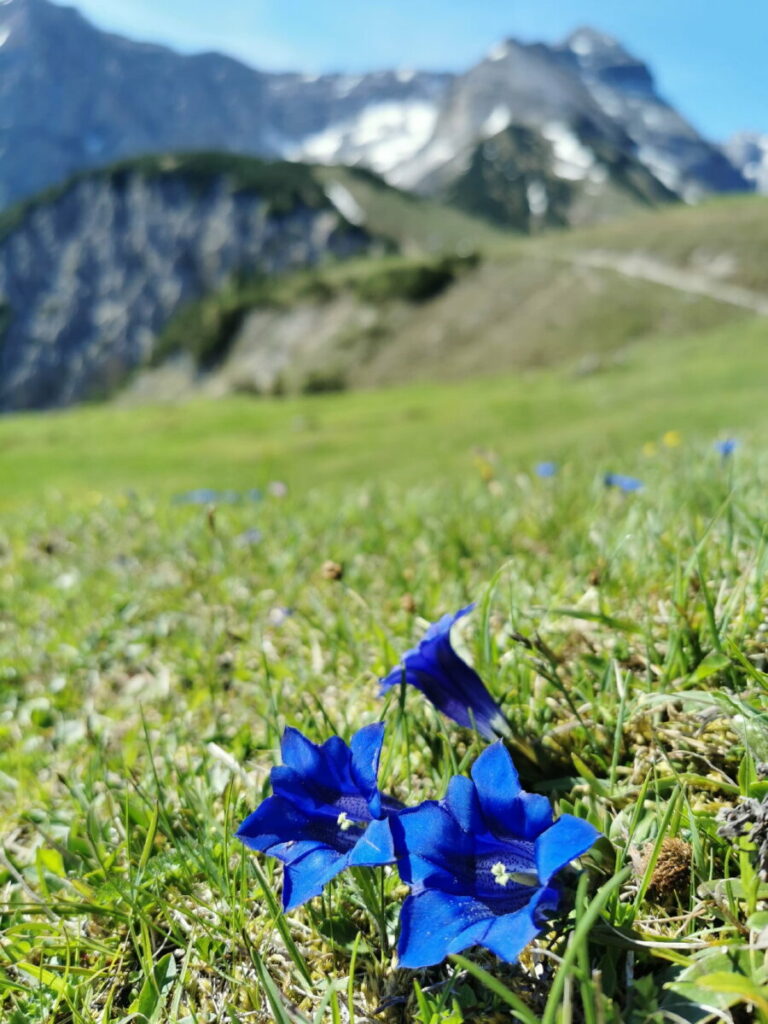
{"left": 541, "top": 123, "right": 594, "bottom": 180}
{"left": 566, "top": 28, "right": 620, "bottom": 57}
{"left": 526, "top": 180, "right": 548, "bottom": 215}
{"left": 487, "top": 41, "right": 511, "bottom": 62}
{"left": 335, "top": 75, "right": 364, "bottom": 98}
{"left": 725, "top": 133, "right": 768, "bottom": 193}
{"left": 291, "top": 100, "right": 439, "bottom": 175}
{"left": 325, "top": 181, "right": 366, "bottom": 225}
{"left": 587, "top": 163, "right": 609, "bottom": 186}
{"left": 483, "top": 105, "right": 512, "bottom": 138}
{"left": 388, "top": 137, "right": 464, "bottom": 190}
{"left": 636, "top": 145, "right": 682, "bottom": 193}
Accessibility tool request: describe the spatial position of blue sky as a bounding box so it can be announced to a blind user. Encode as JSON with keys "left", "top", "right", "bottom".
{"left": 67, "top": 0, "right": 764, "bottom": 140}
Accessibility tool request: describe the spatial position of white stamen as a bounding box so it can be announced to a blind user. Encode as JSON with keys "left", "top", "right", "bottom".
{"left": 337, "top": 812, "right": 354, "bottom": 831}
{"left": 491, "top": 862, "right": 539, "bottom": 888}
{"left": 492, "top": 861, "right": 512, "bottom": 886}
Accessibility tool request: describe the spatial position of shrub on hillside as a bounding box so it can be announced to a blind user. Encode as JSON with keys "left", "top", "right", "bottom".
{"left": 351, "top": 252, "right": 480, "bottom": 304}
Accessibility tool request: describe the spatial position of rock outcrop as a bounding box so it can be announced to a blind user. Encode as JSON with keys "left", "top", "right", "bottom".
{"left": 0, "top": 158, "right": 369, "bottom": 409}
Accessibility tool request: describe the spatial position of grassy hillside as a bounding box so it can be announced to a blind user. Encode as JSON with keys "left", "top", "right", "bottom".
{"left": 4, "top": 158, "right": 767, "bottom": 408}
{"left": 548, "top": 193, "right": 768, "bottom": 292}
{"left": 139, "top": 192, "right": 768, "bottom": 398}
{"left": 316, "top": 165, "right": 506, "bottom": 253}
{"left": 4, "top": 149, "right": 768, "bottom": 1024}
{"left": 2, "top": 310, "right": 768, "bottom": 1020}
{"left": 1, "top": 313, "right": 767, "bottom": 510}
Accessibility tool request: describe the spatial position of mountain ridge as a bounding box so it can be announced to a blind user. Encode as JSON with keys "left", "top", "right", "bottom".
{"left": 0, "top": 0, "right": 750, "bottom": 209}
{"left": 0, "top": 154, "right": 372, "bottom": 410}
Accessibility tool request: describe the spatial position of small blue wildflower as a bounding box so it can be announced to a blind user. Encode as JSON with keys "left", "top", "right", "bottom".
{"left": 172, "top": 488, "right": 242, "bottom": 505}
{"left": 393, "top": 743, "right": 600, "bottom": 967}
{"left": 235, "top": 527, "right": 263, "bottom": 547}
{"left": 236, "top": 724, "right": 399, "bottom": 910}
{"left": 267, "top": 606, "right": 293, "bottom": 627}
{"left": 715, "top": 438, "right": 737, "bottom": 458}
{"left": 603, "top": 472, "right": 643, "bottom": 493}
{"left": 535, "top": 461, "right": 558, "bottom": 478}
{"left": 380, "top": 605, "right": 511, "bottom": 741}
{"left": 172, "top": 488, "right": 221, "bottom": 505}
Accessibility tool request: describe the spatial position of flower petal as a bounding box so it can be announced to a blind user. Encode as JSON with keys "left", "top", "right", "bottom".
{"left": 393, "top": 801, "right": 472, "bottom": 892}
{"left": 481, "top": 885, "right": 559, "bottom": 962}
{"left": 347, "top": 816, "right": 396, "bottom": 867}
{"left": 282, "top": 846, "right": 347, "bottom": 910}
{"left": 237, "top": 793, "right": 361, "bottom": 861}
{"left": 444, "top": 775, "right": 484, "bottom": 834}
{"left": 280, "top": 727, "right": 322, "bottom": 775}
{"left": 507, "top": 791, "right": 554, "bottom": 841}
{"left": 236, "top": 795, "right": 310, "bottom": 854}
{"left": 423, "top": 605, "right": 475, "bottom": 643}
{"left": 319, "top": 735, "right": 355, "bottom": 790}
{"left": 397, "top": 890, "right": 492, "bottom": 968}
{"left": 269, "top": 764, "right": 305, "bottom": 802}
{"left": 269, "top": 725, "right": 393, "bottom": 821}
{"left": 379, "top": 662, "right": 407, "bottom": 694}
{"left": 470, "top": 743, "right": 522, "bottom": 827}
{"left": 380, "top": 605, "right": 508, "bottom": 740}
{"left": 350, "top": 722, "right": 386, "bottom": 811}
{"left": 535, "top": 815, "right": 600, "bottom": 883}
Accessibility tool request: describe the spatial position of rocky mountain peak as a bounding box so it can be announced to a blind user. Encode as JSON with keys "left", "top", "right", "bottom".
{"left": 0, "top": 0, "right": 89, "bottom": 41}
{"left": 0, "top": 0, "right": 33, "bottom": 46}
{"left": 563, "top": 27, "right": 625, "bottom": 58}
{"left": 561, "top": 26, "right": 655, "bottom": 94}
{"left": 0, "top": 0, "right": 752, "bottom": 209}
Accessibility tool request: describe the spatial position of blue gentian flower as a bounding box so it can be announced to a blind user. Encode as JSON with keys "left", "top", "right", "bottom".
{"left": 172, "top": 489, "right": 242, "bottom": 505}
{"left": 380, "top": 605, "right": 511, "bottom": 741}
{"left": 235, "top": 527, "right": 263, "bottom": 547}
{"left": 535, "top": 461, "right": 558, "bottom": 478}
{"left": 603, "top": 472, "right": 643, "bottom": 493}
{"left": 237, "top": 724, "right": 399, "bottom": 909}
{"left": 172, "top": 488, "right": 221, "bottom": 505}
{"left": 267, "top": 606, "right": 293, "bottom": 627}
{"left": 715, "top": 438, "right": 737, "bottom": 458}
{"left": 393, "top": 743, "right": 600, "bottom": 967}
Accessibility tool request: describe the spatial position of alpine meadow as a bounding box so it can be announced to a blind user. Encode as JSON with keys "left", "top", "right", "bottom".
{"left": 2, "top": 1, "right": 768, "bottom": 1022}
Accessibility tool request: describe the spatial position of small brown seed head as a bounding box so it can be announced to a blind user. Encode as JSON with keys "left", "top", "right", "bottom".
{"left": 321, "top": 560, "right": 344, "bottom": 581}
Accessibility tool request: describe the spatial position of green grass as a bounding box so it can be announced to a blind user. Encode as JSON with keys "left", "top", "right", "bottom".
{"left": 3, "top": 312, "right": 768, "bottom": 1021}
{"left": 2, "top": 424, "right": 768, "bottom": 1021}
{"left": 2, "top": 314, "right": 767, "bottom": 509}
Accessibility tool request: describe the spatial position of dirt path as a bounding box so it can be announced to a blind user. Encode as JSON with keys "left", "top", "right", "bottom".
{"left": 574, "top": 250, "right": 768, "bottom": 317}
